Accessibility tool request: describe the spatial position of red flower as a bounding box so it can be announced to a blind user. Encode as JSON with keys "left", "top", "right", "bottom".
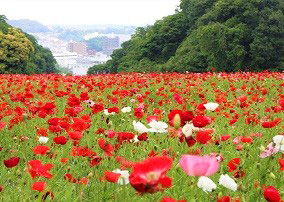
{"left": 98, "top": 138, "right": 114, "bottom": 156}
{"left": 279, "top": 159, "right": 284, "bottom": 171}
{"left": 3, "top": 157, "right": 20, "bottom": 168}
{"left": 89, "top": 156, "right": 103, "bottom": 167}
{"left": 32, "top": 181, "right": 46, "bottom": 192}
{"left": 138, "top": 133, "right": 148, "bottom": 141}
{"left": 0, "top": 122, "right": 6, "bottom": 131}
{"left": 192, "top": 116, "right": 211, "bottom": 128}
{"left": 129, "top": 156, "right": 173, "bottom": 193}
{"left": 168, "top": 110, "right": 194, "bottom": 127}
{"left": 279, "top": 99, "right": 284, "bottom": 108}
{"left": 68, "top": 131, "right": 83, "bottom": 140}
{"left": 117, "top": 132, "right": 134, "bottom": 144}
{"left": 105, "top": 171, "right": 121, "bottom": 183}
{"left": 27, "top": 160, "right": 53, "bottom": 179}
{"left": 33, "top": 145, "right": 50, "bottom": 156}
{"left": 196, "top": 130, "right": 212, "bottom": 144}
{"left": 228, "top": 158, "right": 241, "bottom": 172}
{"left": 263, "top": 186, "right": 281, "bottom": 202}
{"left": 53, "top": 136, "right": 67, "bottom": 145}
{"left": 92, "top": 104, "right": 104, "bottom": 114}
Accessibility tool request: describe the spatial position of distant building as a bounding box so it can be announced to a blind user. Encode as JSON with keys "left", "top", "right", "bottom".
{"left": 67, "top": 42, "right": 88, "bottom": 55}
{"left": 101, "top": 36, "right": 120, "bottom": 51}
{"left": 53, "top": 52, "right": 78, "bottom": 67}
{"left": 68, "top": 63, "right": 93, "bottom": 76}
{"left": 68, "top": 54, "right": 111, "bottom": 75}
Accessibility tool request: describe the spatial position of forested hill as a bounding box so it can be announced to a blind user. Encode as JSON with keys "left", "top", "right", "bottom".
{"left": 7, "top": 19, "right": 50, "bottom": 33}
{"left": 0, "top": 15, "right": 57, "bottom": 74}
{"left": 88, "top": 0, "right": 284, "bottom": 74}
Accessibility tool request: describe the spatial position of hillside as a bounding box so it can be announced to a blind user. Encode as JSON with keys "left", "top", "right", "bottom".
{"left": 7, "top": 19, "right": 50, "bottom": 33}
{"left": 0, "top": 15, "right": 57, "bottom": 74}
{"left": 88, "top": 0, "right": 284, "bottom": 74}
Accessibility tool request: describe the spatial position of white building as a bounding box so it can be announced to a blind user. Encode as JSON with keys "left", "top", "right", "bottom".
{"left": 53, "top": 52, "right": 78, "bottom": 67}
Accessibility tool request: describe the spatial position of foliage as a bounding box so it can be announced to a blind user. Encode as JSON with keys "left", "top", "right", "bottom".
{"left": 95, "top": 0, "right": 284, "bottom": 73}
{"left": 0, "top": 15, "right": 57, "bottom": 74}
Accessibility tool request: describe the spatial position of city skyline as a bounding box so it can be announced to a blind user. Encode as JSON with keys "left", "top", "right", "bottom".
{"left": 1, "top": 0, "right": 180, "bottom": 26}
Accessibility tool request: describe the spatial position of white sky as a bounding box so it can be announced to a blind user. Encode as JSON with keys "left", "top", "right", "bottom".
{"left": 0, "top": 0, "right": 180, "bottom": 25}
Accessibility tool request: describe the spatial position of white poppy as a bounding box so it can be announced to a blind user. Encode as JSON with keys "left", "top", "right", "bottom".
{"left": 112, "top": 169, "right": 130, "bottom": 185}
{"left": 38, "top": 136, "right": 49, "bottom": 144}
{"left": 182, "top": 123, "right": 200, "bottom": 137}
{"left": 204, "top": 102, "right": 219, "bottom": 111}
{"left": 272, "top": 135, "right": 284, "bottom": 151}
{"left": 148, "top": 121, "right": 168, "bottom": 133}
{"left": 133, "top": 121, "right": 149, "bottom": 134}
{"left": 121, "top": 106, "right": 131, "bottom": 113}
{"left": 219, "top": 174, "right": 237, "bottom": 191}
{"left": 197, "top": 176, "right": 217, "bottom": 192}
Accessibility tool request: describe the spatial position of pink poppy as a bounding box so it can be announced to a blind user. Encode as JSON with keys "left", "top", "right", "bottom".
{"left": 179, "top": 155, "right": 219, "bottom": 176}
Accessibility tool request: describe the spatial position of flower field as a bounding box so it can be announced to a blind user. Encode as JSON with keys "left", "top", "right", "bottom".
{"left": 0, "top": 72, "right": 283, "bottom": 202}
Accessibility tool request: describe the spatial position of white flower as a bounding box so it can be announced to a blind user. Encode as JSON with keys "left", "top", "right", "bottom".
{"left": 38, "top": 136, "right": 49, "bottom": 144}
{"left": 219, "top": 174, "right": 237, "bottom": 191}
{"left": 204, "top": 102, "right": 219, "bottom": 111}
{"left": 133, "top": 121, "right": 149, "bottom": 134}
{"left": 132, "top": 135, "right": 139, "bottom": 143}
{"left": 104, "top": 109, "right": 115, "bottom": 115}
{"left": 148, "top": 121, "right": 168, "bottom": 133}
{"left": 121, "top": 106, "right": 131, "bottom": 113}
{"left": 273, "top": 135, "right": 284, "bottom": 151}
{"left": 182, "top": 123, "right": 200, "bottom": 137}
{"left": 112, "top": 169, "right": 130, "bottom": 185}
{"left": 197, "top": 176, "right": 217, "bottom": 192}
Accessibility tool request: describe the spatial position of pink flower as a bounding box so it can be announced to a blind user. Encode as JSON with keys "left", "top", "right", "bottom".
{"left": 260, "top": 143, "right": 279, "bottom": 158}
{"left": 179, "top": 155, "right": 219, "bottom": 176}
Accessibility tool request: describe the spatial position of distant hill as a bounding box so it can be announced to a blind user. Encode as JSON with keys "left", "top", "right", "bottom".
{"left": 7, "top": 19, "right": 49, "bottom": 33}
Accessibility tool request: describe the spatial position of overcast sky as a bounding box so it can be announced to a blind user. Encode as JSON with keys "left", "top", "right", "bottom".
{"left": 1, "top": 0, "right": 180, "bottom": 25}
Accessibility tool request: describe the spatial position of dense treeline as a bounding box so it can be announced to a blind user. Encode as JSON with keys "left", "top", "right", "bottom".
{"left": 88, "top": 0, "right": 284, "bottom": 74}
{"left": 0, "top": 15, "right": 57, "bottom": 74}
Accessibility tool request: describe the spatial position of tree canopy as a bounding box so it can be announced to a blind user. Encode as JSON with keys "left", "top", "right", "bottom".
{"left": 0, "top": 15, "right": 57, "bottom": 74}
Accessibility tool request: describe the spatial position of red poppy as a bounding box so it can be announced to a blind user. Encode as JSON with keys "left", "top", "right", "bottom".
{"left": 68, "top": 131, "right": 83, "bottom": 141}
{"left": 27, "top": 160, "right": 53, "bottom": 179}
{"left": 98, "top": 138, "right": 114, "bottom": 156}
{"left": 129, "top": 156, "right": 173, "bottom": 193}
{"left": 168, "top": 110, "right": 194, "bottom": 127}
{"left": 105, "top": 171, "right": 121, "bottom": 183}
{"left": 3, "top": 157, "right": 20, "bottom": 168}
{"left": 279, "top": 159, "right": 284, "bottom": 172}
{"left": 53, "top": 136, "right": 67, "bottom": 145}
{"left": 89, "top": 156, "right": 103, "bottom": 167}
{"left": 228, "top": 158, "right": 241, "bottom": 172}
{"left": 263, "top": 186, "right": 281, "bottom": 202}
{"left": 196, "top": 130, "right": 212, "bottom": 144}
{"left": 192, "top": 116, "right": 211, "bottom": 128}
{"left": 33, "top": 145, "right": 50, "bottom": 156}
{"left": 32, "top": 181, "right": 46, "bottom": 192}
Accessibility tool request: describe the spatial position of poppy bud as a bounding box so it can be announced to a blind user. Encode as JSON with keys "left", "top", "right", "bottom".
{"left": 173, "top": 114, "right": 181, "bottom": 129}
{"left": 259, "top": 145, "right": 266, "bottom": 152}
{"left": 88, "top": 172, "right": 94, "bottom": 178}
{"left": 269, "top": 172, "right": 276, "bottom": 179}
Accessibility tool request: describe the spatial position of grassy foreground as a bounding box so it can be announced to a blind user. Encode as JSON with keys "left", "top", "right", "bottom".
{"left": 0, "top": 72, "right": 283, "bottom": 202}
